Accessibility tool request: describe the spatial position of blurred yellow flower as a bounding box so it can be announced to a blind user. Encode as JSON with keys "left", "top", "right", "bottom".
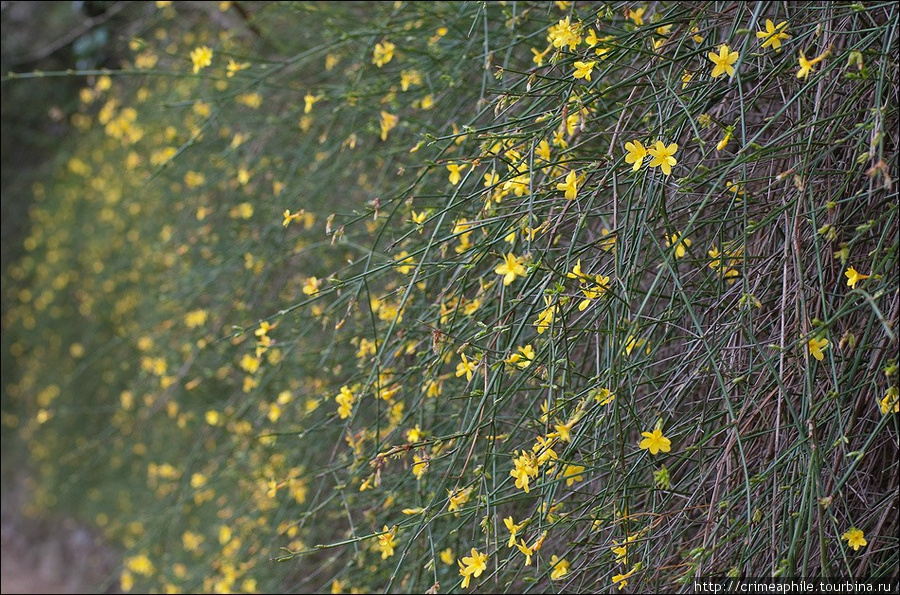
{"left": 373, "top": 41, "right": 395, "bottom": 67}
{"left": 335, "top": 385, "right": 355, "bottom": 419}
{"left": 550, "top": 554, "right": 570, "bottom": 579}
{"left": 226, "top": 58, "right": 249, "bottom": 77}
{"left": 379, "top": 111, "right": 398, "bottom": 141}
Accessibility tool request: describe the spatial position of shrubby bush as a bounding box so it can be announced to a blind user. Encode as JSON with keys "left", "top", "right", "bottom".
{"left": 3, "top": 1, "right": 897, "bottom": 592}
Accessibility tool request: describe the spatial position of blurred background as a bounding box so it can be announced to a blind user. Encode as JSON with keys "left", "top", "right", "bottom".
{"left": 3, "top": 3, "right": 123, "bottom": 592}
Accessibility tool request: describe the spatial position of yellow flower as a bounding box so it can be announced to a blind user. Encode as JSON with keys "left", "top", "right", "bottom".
{"left": 808, "top": 336, "right": 829, "bottom": 361}
{"left": 505, "top": 344, "right": 535, "bottom": 369}
{"left": 547, "top": 17, "right": 581, "bottom": 51}
{"left": 610, "top": 541, "right": 628, "bottom": 564}
{"left": 458, "top": 548, "right": 488, "bottom": 589}
{"left": 239, "top": 353, "right": 260, "bottom": 374}
{"left": 708, "top": 44, "right": 739, "bottom": 78}
{"left": 303, "top": 93, "right": 322, "bottom": 114}
{"left": 125, "top": 554, "right": 155, "bottom": 576}
{"left": 624, "top": 140, "right": 647, "bottom": 171}
{"left": 629, "top": 7, "right": 645, "bottom": 26}
{"left": 377, "top": 525, "right": 396, "bottom": 559}
{"left": 666, "top": 232, "right": 691, "bottom": 258}
{"left": 552, "top": 128, "right": 568, "bottom": 148}
{"left": 562, "top": 464, "right": 585, "bottom": 486}
{"left": 411, "top": 453, "right": 429, "bottom": 479}
{"left": 797, "top": 47, "right": 830, "bottom": 80}
{"left": 453, "top": 218, "right": 474, "bottom": 253}
{"left": 647, "top": 141, "right": 678, "bottom": 176}
{"left": 716, "top": 130, "right": 732, "bottom": 151}
{"left": 190, "top": 46, "right": 213, "bottom": 74}
{"left": 557, "top": 170, "right": 578, "bottom": 200}
{"left": 302, "top": 276, "right": 321, "bottom": 295}
{"left": 182, "top": 530, "right": 204, "bottom": 551}
{"left": 691, "top": 26, "right": 704, "bottom": 43}
{"left": 394, "top": 250, "right": 415, "bottom": 274}
{"left": 185, "top": 309, "right": 208, "bottom": 329}
{"left": 447, "top": 487, "right": 472, "bottom": 512}
{"left": 553, "top": 417, "right": 577, "bottom": 443}
{"left": 447, "top": 163, "right": 466, "bottom": 186}
{"left": 413, "top": 91, "right": 433, "bottom": 108}
{"left": 536, "top": 139, "right": 551, "bottom": 161}
{"left": 283, "top": 209, "right": 301, "bottom": 227}
{"left": 495, "top": 253, "right": 527, "bottom": 285}
{"left": 379, "top": 111, "right": 398, "bottom": 141}
{"left": 534, "top": 295, "right": 557, "bottom": 334}
{"left": 236, "top": 92, "right": 262, "bottom": 109}
{"left": 797, "top": 50, "right": 814, "bottom": 79}
{"left": 566, "top": 259, "right": 587, "bottom": 280}
{"left": 880, "top": 387, "right": 899, "bottom": 414}
{"left": 531, "top": 46, "right": 550, "bottom": 67}
{"left": 845, "top": 266, "right": 870, "bottom": 288}
{"left": 612, "top": 564, "right": 639, "bottom": 590}
{"left": 532, "top": 435, "right": 558, "bottom": 465}
{"left": 515, "top": 539, "right": 533, "bottom": 565}
{"left": 756, "top": 19, "right": 790, "bottom": 51}
{"left": 593, "top": 387, "right": 615, "bottom": 406}
{"left": 578, "top": 274, "right": 610, "bottom": 311}
{"left": 400, "top": 69, "right": 421, "bottom": 91}
{"left": 372, "top": 41, "right": 395, "bottom": 67}
{"left": 638, "top": 427, "right": 672, "bottom": 455}
{"left": 841, "top": 527, "right": 867, "bottom": 551}
{"left": 335, "top": 385, "right": 355, "bottom": 419}
{"left": 504, "top": 516, "right": 524, "bottom": 548}
{"left": 455, "top": 352, "right": 477, "bottom": 382}
{"left": 510, "top": 451, "right": 538, "bottom": 492}
{"left": 411, "top": 210, "right": 427, "bottom": 226}
{"left": 550, "top": 554, "right": 570, "bottom": 579}
{"left": 573, "top": 60, "right": 596, "bottom": 81}
{"left": 406, "top": 424, "right": 423, "bottom": 443}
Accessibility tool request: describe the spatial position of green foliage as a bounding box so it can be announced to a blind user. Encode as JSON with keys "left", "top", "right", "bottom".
{"left": 3, "top": 1, "right": 898, "bottom": 592}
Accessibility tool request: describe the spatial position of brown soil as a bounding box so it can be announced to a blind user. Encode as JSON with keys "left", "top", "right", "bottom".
{"left": 1, "top": 480, "right": 119, "bottom": 594}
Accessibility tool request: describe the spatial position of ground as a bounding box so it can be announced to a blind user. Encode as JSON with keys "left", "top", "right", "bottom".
{"left": 1, "top": 477, "right": 118, "bottom": 594}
